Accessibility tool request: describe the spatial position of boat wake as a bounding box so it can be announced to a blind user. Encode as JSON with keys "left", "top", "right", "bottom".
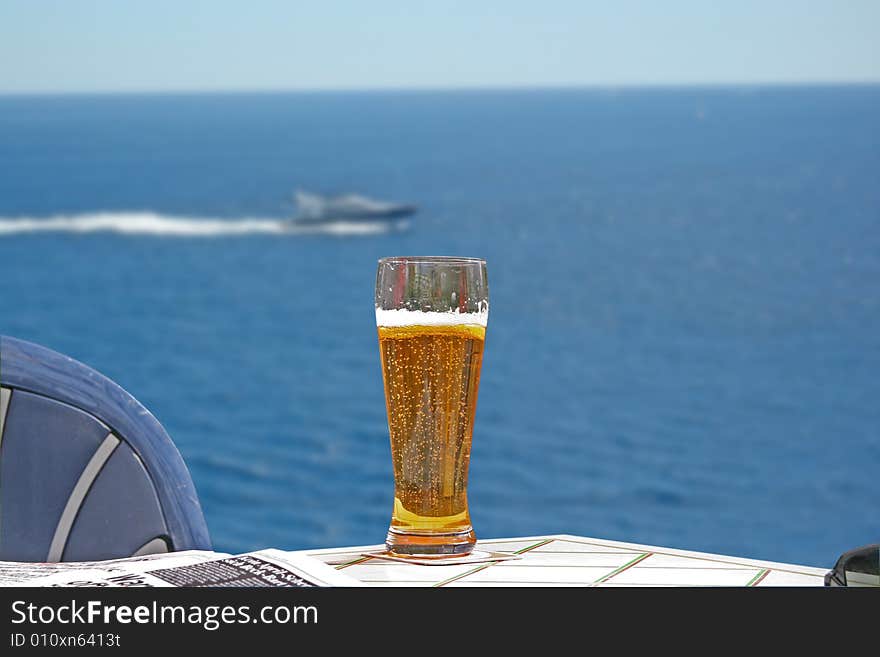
{"left": 0, "top": 212, "right": 407, "bottom": 238}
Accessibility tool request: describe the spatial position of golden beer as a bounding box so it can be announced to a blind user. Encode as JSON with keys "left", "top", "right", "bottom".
{"left": 378, "top": 321, "right": 485, "bottom": 555}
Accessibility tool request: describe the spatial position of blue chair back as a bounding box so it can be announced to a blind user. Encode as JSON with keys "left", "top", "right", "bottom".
{"left": 0, "top": 335, "right": 211, "bottom": 562}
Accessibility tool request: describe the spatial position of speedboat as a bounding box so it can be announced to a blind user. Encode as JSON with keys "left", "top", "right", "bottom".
{"left": 291, "top": 190, "right": 417, "bottom": 224}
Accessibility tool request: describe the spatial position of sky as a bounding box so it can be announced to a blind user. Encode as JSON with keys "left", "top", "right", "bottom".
{"left": 1, "top": 1, "right": 878, "bottom": 94}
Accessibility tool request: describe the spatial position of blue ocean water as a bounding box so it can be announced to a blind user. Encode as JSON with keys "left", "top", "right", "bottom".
{"left": 0, "top": 87, "right": 878, "bottom": 568}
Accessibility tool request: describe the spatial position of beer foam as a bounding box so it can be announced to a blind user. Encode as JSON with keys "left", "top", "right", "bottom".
{"left": 375, "top": 307, "right": 488, "bottom": 327}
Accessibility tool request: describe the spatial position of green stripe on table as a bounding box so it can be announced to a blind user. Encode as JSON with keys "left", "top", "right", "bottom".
{"left": 747, "top": 569, "right": 770, "bottom": 586}
{"left": 434, "top": 538, "right": 555, "bottom": 587}
{"left": 433, "top": 564, "right": 492, "bottom": 587}
{"left": 593, "top": 552, "right": 653, "bottom": 584}
{"left": 514, "top": 538, "right": 554, "bottom": 554}
{"left": 335, "top": 556, "right": 373, "bottom": 569}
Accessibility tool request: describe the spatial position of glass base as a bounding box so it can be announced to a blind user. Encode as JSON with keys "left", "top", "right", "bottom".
{"left": 385, "top": 526, "right": 476, "bottom": 558}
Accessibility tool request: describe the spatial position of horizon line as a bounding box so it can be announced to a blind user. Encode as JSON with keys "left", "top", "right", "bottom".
{"left": 1, "top": 79, "right": 879, "bottom": 98}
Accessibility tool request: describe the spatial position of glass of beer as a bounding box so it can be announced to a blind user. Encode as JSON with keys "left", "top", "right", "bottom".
{"left": 376, "top": 256, "right": 488, "bottom": 557}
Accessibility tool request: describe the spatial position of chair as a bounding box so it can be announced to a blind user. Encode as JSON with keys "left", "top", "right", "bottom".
{"left": 0, "top": 335, "right": 212, "bottom": 562}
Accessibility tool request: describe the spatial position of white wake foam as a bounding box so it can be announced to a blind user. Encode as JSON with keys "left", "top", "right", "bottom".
{"left": 0, "top": 212, "right": 406, "bottom": 237}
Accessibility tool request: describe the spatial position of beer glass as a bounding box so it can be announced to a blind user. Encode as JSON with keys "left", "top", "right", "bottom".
{"left": 376, "top": 256, "right": 489, "bottom": 557}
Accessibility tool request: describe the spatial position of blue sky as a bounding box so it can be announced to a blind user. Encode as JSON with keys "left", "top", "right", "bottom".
{"left": 1, "top": 1, "right": 878, "bottom": 93}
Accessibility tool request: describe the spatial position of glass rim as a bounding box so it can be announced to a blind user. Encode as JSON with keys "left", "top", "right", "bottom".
{"left": 377, "top": 256, "right": 486, "bottom": 266}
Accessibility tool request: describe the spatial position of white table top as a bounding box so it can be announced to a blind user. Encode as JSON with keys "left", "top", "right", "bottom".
{"left": 305, "top": 534, "right": 829, "bottom": 587}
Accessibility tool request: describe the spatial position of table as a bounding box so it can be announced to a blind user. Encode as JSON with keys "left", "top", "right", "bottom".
{"left": 305, "top": 534, "right": 828, "bottom": 587}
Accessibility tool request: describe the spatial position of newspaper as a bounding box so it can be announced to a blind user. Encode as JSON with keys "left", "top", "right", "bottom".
{"left": 0, "top": 549, "right": 361, "bottom": 587}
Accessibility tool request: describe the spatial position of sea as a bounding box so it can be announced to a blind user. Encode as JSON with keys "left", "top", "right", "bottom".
{"left": 0, "top": 86, "right": 877, "bottom": 568}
